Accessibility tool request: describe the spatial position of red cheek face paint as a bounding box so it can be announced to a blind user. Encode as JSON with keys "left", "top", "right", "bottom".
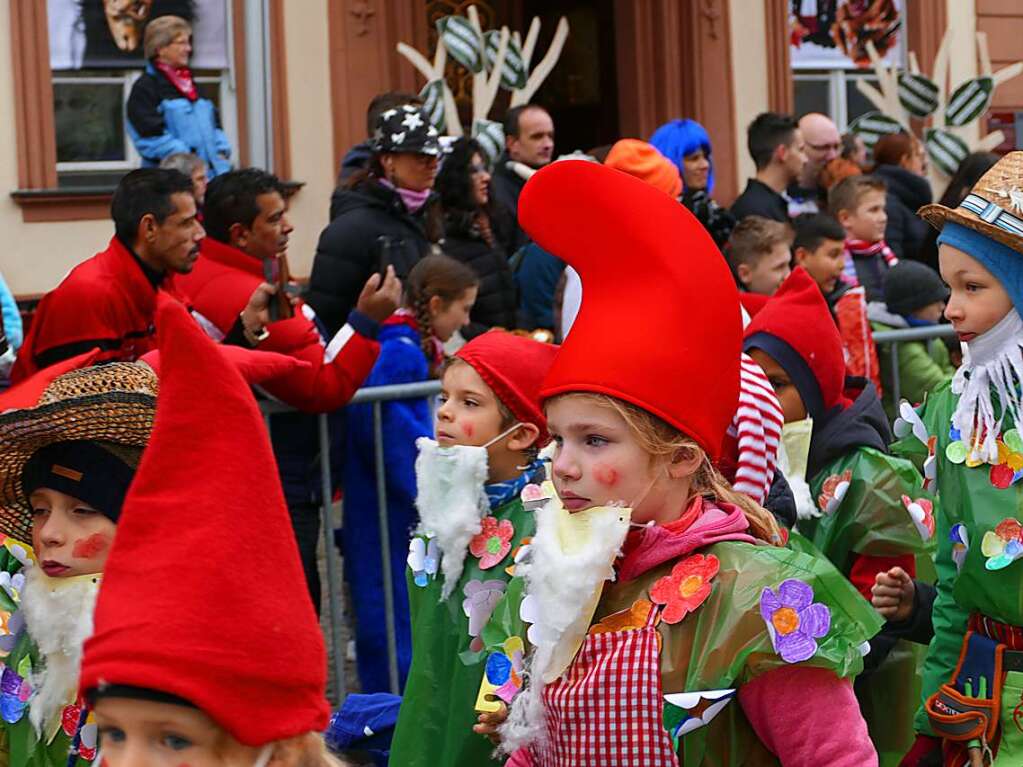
{"left": 594, "top": 465, "right": 619, "bottom": 487}
{"left": 72, "top": 533, "right": 109, "bottom": 560}
{"left": 462, "top": 421, "right": 474, "bottom": 439}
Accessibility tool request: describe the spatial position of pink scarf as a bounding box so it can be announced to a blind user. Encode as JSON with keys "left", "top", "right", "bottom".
{"left": 153, "top": 60, "right": 198, "bottom": 101}
{"left": 616, "top": 497, "right": 757, "bottom": 582}
{"left": 841, "top": 238, "right": 898, "bottom": 286}
{"left": 378, "top": 178, "right": 431, "bottom": 215}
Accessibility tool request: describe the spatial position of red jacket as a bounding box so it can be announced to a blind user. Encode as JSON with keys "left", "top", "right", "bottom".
{"left": 13, "top": 237, "right": 189, "bottom": 382}
{"left": 178, "top": 238, "right": 379, "bottom": 413}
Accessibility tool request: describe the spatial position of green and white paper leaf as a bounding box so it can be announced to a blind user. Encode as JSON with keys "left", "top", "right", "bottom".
{"left": 945, "top": 76, "right": 994, "bottom": 127}
{"left": 419, "top": 79, "right": 446, "bottom": 133}
{"left": 897, "top": 73, "right": 940, "bottom": 117}
{"left": 925, "top": 128, "right": 970, "bottom": 176}
{"left": 847, "top": 111, "right": 904, "bottom": 149}
{"left": 472, "top": 118, "right": 504, "bottom": 164}
{"left": 483, "top": 30, "right": 527, "bottom": 90}
{"left": 437, "top": 15, "right": 483, "bottom": 73}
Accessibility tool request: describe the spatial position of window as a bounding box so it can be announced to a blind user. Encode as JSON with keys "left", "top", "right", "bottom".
{"left": 794, "top": 70, "right": 883, "bottom": 130}
{"left": 52, "top": 69, "right": 236, "bottom": 187}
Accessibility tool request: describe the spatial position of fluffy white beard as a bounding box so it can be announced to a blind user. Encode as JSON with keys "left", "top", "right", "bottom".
{"left": 499, "top": 497, "right": 630, "bottom": 755}
{"left": 414, "top": 438, "right": 490, "bottom": 600}
{"left": 21, "top": 565, "right": 100, "bottom": 735}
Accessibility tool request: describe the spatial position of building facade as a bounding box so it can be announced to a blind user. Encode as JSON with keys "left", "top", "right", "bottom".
{"left": 0, "top": 0, "right": 1017, "bottom": 298}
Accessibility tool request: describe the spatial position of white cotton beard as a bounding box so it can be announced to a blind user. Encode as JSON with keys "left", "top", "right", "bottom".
{"left": 778, "top": 417, "right": 817, "bottom": 521}
{"left": 414, "top": 438, "right": 490, "bottom": 600}
{"left": 21, "top": 566, "right": 100, "bottom": 735}
{"left": 498, "top": 496, "right": 630, "bottom": 755}
{"left": 951, "top": 311, "right": 1023, "bottom": 463}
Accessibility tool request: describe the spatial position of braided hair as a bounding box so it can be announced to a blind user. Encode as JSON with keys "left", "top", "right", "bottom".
{"left": 404, "top": 254, "right": 479, "bottom": 372}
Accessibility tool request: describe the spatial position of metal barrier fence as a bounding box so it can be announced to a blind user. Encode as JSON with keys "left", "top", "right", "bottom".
{"left": 258, "top": 325, "right": 956, "bottom": 704}
{"left": 261, "top": 380, "right": 442, "bottom": 704}
{"left": 872, "top": 324, "right": 958, "bottom": 406}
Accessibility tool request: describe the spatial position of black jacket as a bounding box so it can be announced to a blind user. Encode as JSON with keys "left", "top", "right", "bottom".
{"left": 441, "top": 212, "right": 520, "bottom": 338}
{"left": 807, "top": 382, "right": 891, "bottom": 481}
{"left": 489, "top": 154, "right": 530, "bottom": 253}
{"left": 874, "top": 164, "right": 932, "bottom": 263}
{"left": 307, "top": 180, "right": 435, "bottom": 336}
{"left": 729, "top": 179, "right": 790, "bottom": 223}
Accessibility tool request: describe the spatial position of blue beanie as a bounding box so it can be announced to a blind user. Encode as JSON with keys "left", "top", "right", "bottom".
{"left": 937, "top": 222, "right": 1023, "bottom": 319}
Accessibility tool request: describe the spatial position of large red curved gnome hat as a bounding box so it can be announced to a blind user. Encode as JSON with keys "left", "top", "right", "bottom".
{"left": 79, "top": 294, "right": 330, "bottom": 745}
{"left": 521, "top": 161, "right": 742, "bottom": 458}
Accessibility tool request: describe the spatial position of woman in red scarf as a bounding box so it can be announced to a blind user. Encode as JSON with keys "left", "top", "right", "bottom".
{"left": 126, "top": 15, "right": 232, "bottom": 177}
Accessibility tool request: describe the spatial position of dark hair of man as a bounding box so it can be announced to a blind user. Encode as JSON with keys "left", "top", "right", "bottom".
{"left": 792, "top": 213, "right": 847, "bottom": 253}
{"left": 366, "top": 91, "right": 423, "bottom": 136}
{"left": 203, "top": 168, "right": 287, "bottom": 244}
{"left": 747, "top": 112, "right": 798, "bottom": 171}
{"left": 111, "top": 168, "right": 194, "bottom": 246}
{"left": 503, "top": 104, "right": 549, "bottom": 139}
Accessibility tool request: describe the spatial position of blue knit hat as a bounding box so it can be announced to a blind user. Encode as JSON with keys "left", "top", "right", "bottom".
{"left": 937, "top": 223, "right": 1023, "bottom": 319}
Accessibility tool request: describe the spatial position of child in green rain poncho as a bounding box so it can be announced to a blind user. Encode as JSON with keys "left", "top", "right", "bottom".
{"left": 389, "top": 331, "right": 557, "bottom": 767}
{"left": 743, "top": 267, "right": 934, "bottom": 766}
{"left": 876, "top": 151, "right": 1023, "bottom": 767}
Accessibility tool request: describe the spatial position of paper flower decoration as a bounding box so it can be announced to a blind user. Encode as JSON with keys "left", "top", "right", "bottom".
{"left": 950, "top": 524, "right": 969, "bottom": 573}
{"left": 0, "top": 610, "right": 23, "bottom": 655}
{"left": 817, "top": 470, "right": 852, "bottom": 515}
{"left": 662, "top": 688, "right": 736, "bottom": 743}
{"left": 981, "top": 518, "right": 1023, "bottom": 571}
{"left": 649, "top": 554, "right": 719, "bottom": 624}
{"left": 0, "top": 665, "right": 29, "bottom": 724}
{"left": 893, "top": 401, "right": 929, "bottom": 445}
{"left": 0, "top": 539, "right": 31, "bottom": 568}
{"left": 519, "top": 592, "right": 557, "bottom": 647}
{"left": 760, "top": 579, "right": 831, "bottom": 663}
{"left": 902, "top": 495, "right": 935, "bottom": 541}
{"left": 486, "top": 636, "right": 526, "bottom": 704}
{"left": 462, "top": 579, "right": 506, "bottom": 651}
{"left": 469, "top": 516, "right": 514, "bottom": 570}
{"left": 407, "top": 537, "right": 439, "bottom": 587}
{"left": 0, "top": 572, "right": 25, "bottom": 604}
{"left": 505, "top": 537, "right": 532, "bottom": 576}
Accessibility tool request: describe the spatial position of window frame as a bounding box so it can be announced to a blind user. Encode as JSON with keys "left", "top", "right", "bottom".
{"left": 793, "top": 68, "right": 884, "bottom": 130}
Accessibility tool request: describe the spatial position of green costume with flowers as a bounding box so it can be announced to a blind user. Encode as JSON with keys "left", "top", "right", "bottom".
{"left": 896, "top": 382, "right": 1023, "bottom": 764}
{"left": 0, "top": 545, "right": 96, "bottom": 767}
{"left": 797, "top": 445, "right": 936, "bottom": 766}
{"left": 390, "top": 494, "right": 535, "bottom": 767}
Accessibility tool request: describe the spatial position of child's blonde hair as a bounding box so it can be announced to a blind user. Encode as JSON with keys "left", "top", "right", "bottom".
{"left": 550, "top": 393, "right": 783, "bottom": 545}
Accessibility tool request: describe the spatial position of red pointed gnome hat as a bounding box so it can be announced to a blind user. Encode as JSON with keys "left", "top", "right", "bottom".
{"left": 743, "top": 267, "right": 850, "bottom": 417}
{"left": 79, "top": 293, "right": 329, "bottom": 745}
{"left": 521, "top": 161, "right": 741, "bottom": 458}
{"left": 455, "top": 330, "right": 559, "bottom": 444}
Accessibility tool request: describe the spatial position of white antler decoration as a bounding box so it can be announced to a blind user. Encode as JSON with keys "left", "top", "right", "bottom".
{"left": 397, "top": 32, "right": 463, "bottom": 135}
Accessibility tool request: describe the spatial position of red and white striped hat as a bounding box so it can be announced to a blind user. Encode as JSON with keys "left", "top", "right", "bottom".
{"left": 720, "top": 354, "right": 783, "bottom": 505}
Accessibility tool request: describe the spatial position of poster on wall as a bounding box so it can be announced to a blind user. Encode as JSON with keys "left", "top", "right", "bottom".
{"left": 790, "top": 0, "right": 904, "bottom": 70}
{"left": 48, "top": 0, "right": 228, "bottom": 71}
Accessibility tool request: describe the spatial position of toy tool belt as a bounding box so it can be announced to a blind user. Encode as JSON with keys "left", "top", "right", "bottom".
{"left": 926, "top": 631, "right": 1006, "bottom": 744}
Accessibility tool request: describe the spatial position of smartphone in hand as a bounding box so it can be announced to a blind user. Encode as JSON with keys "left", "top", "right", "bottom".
{"left": 263, "top": 254, "right": 296, "bottom": 321}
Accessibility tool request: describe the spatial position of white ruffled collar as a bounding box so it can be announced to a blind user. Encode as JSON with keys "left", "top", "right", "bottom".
{"left": 952, "top": 310, "right": 1023, "bottom": 463}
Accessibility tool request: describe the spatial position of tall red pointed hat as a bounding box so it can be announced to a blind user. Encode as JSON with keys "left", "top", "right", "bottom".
{"left": 521, "top": 161, "right": 741, "bottom": 457}
{"left": 79, "top": 293, "right": 329, "bottom": 744}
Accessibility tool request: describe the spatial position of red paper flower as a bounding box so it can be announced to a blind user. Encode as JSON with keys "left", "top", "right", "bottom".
{"left": 469, "top": 517, "right": 515, "bottom": 570}
{"left": 650, "top": 553, "right": 720, "bottom": 624}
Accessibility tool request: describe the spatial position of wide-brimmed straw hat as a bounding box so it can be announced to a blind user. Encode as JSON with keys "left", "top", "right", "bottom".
{"left": 918, "top": 150, "right": 1023, "bottom": 254}
{"left": 0, "top": 362, "right": 157, "bottom": 543}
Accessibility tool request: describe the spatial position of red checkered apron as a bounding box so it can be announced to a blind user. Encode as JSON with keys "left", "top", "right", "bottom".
{"left": 532, "top": 606, "right": 678, "bottom": 766}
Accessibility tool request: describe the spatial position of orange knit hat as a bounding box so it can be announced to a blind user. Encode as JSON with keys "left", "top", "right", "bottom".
{"left": 603, "top": 139, "right": 682, "bottom": 199}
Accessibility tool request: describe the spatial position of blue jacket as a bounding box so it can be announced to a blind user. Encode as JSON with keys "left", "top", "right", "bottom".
{"left": 126, "top": 63, "right": 232, "bottom": 177}
{"left": 0, "top": 274, "right": 22, "bottom": 352}
{"left": 341, "top": 318, "right": 433, "bottom": 692}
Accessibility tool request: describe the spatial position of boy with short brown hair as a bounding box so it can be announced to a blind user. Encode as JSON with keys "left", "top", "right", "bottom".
{"left": 726, "top": 215, "right": 793, "bottom": 296}
{"left": 792, "top": 212, "right": 848, "bottom": 297}
{"left": 829, "top": 175, "right": 895, "bottom": 302}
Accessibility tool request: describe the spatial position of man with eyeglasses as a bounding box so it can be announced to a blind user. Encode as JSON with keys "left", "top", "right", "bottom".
{"left": 788, "top": 112, "right": 843, "bottom": 217}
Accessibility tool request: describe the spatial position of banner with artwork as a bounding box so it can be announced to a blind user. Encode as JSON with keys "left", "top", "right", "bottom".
{"left": 48, "top": 0, "right": 228, "bottom": 71}
{"left": 790, "top": 0, "right": 904, "bottom": 70}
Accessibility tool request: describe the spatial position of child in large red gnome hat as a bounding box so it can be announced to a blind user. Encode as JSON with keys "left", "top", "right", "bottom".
{"left": 389, "top": 330, "right": 558, "bottom": 767}
{"left": 78, "top": 295, "right": 337, "bottom": 766}
{"left": 743, "top": 267, "right": 933, "bottom": 763}
{"left": 485, "top": 161, "right": 881, "bottom": 767}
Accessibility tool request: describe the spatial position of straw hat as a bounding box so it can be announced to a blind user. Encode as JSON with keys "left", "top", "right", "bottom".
{"left": 0, "top": 362, "right": 157, "bottom": 543}
{"left": 918, "top": 150, "right": 1023, "bottom": 254}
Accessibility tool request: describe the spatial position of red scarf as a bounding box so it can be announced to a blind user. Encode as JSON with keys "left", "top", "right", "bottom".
{"left": 841, "top": 238, "right": 898, "bottom": 286}
{"left": 153, "top": 60, "right": 198, "bottom": 101}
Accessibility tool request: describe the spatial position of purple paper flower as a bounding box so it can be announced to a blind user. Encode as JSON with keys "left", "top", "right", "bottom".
{"left": 759, "top": 579, "right": 831, "bottom": 663}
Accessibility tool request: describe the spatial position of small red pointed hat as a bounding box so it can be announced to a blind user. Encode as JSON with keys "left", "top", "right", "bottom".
{"left": 79, "top": 293, "right": 329, "bottom": 745}
{"left": 521, "top": 161, "right": 741, "bottom": 458}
